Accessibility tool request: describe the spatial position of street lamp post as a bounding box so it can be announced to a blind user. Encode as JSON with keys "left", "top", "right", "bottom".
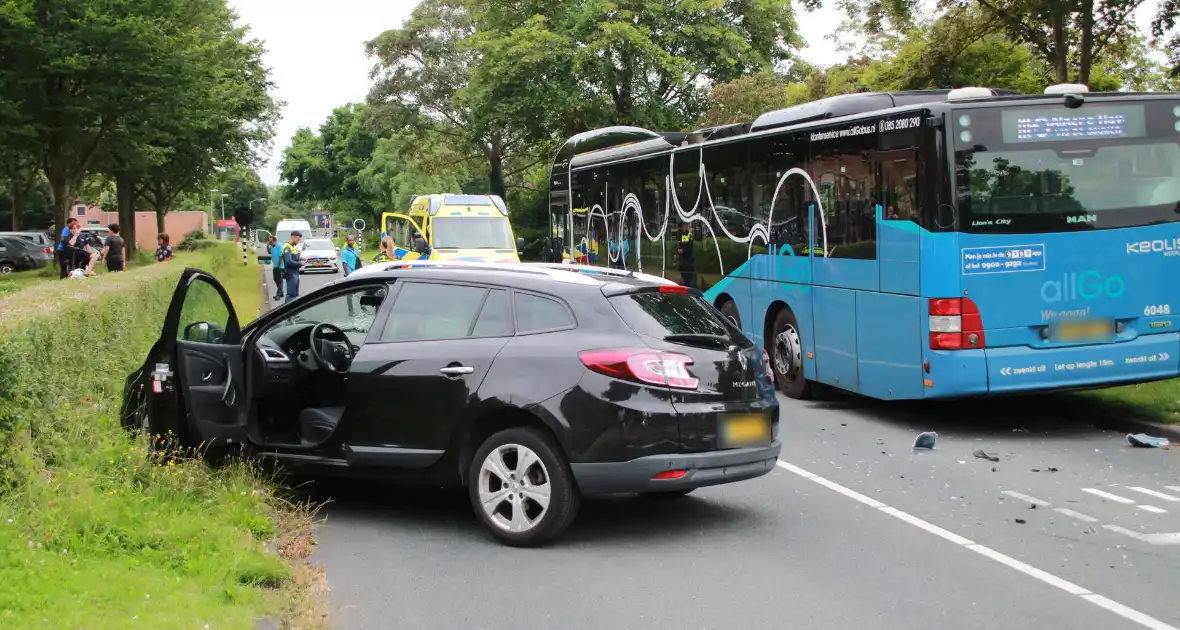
{"left": 208, "top": 189, "right": 218, "bottom": 231}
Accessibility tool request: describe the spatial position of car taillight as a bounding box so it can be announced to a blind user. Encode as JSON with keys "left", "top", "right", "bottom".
{"left": 659, "top": 285, "right": 688, "bottom": 293}
{"left": 929, "top": 298, "right": 986, "bottom": 350}
{"left": 578, "top": 348, "right": 699, "bottom": 390}
{"left": 43, "top": 247, "right": 51, "bottom": 255}
{"left": 760, "top": 349, "right": 774, "bottom": 386}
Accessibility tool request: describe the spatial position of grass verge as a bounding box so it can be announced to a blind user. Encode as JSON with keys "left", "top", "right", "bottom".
{"left": 1065, "top": 379, "right": 1180, "bottom": 427}
{"left": 0, "top": 243, "right": 327, "bottom": 629}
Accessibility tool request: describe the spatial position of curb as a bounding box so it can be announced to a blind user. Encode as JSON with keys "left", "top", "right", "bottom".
{"left": 1090, "top": 416, "right": 1180, "bottom": 444}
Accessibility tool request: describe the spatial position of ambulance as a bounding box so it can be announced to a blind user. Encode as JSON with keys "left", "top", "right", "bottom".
{"left": 379, "top": 194, "right": 523, "bottom": 263}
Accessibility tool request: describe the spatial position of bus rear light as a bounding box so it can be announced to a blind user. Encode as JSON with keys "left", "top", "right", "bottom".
{"left": 929, "top": 298, "right": 986, "bottom": 350}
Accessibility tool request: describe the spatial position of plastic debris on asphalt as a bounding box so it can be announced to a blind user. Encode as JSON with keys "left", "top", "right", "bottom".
{"left": 912, "top": 432, "right": 937, "bottom": 449}
{"left": 1126, "top": 433, "right": 1170, "bottom": 448}
{"left": 973, "top": 449, "right": 1000, "bottom": 462}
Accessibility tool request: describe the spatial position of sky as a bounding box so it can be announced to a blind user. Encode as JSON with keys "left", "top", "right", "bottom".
{"left": 231, "top": 0, "right": 1161, "bottom": 186}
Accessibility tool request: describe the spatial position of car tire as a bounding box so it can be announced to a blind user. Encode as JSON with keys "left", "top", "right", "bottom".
{"left": 468, "top": 427, "right": 579, "bottom": 547}
{"left": 718, "top": 299, "right": 741, "bottom": 328}
{"left": 639, "top": 489, "right": 695, "bottom": 500}
{"left": 771, "top": 307, "right": 813, "bottom": 400}
{"left": 0, "top": 262, "right": 14, "bottom": 274}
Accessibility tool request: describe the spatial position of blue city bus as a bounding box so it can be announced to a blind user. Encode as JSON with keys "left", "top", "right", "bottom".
{"left": 548, "top": 85, "right": 1180, "bottom": 400}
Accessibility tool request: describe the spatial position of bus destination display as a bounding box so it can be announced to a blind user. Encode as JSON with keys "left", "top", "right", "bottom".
{"left": 1001, "top": 105, "right": 1146, "bottom": 143}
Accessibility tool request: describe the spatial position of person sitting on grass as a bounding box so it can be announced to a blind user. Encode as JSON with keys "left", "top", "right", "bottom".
{"left": 57, "top": 218, "right": 96, "bottom": 277}
{"left": 155, "top": 233, "right": 173, "bottom": 262}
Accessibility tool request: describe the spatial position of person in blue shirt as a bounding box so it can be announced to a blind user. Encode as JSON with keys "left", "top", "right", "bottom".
{"left": 280, "top": 232, "right": 303, "bottom": 303}
{"left": 267, "top": 236, "right": 284, "bottom": 300}
{"left": 340, "top": 235, "right": 360, "bottom": 276}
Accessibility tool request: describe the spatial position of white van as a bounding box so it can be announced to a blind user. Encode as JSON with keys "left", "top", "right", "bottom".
{"left": 257, "top": 219, "right": 312, "bottom": 261}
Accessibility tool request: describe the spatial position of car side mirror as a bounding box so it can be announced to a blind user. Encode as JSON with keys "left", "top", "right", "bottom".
{"left": 359, "top": 294, "right": 383, "bottom": 309}
{"left": 516, "top": 236, "right": 525, "bottom": 250}
{"left": 183, "top": 321, "right": 223, "bottom": 343}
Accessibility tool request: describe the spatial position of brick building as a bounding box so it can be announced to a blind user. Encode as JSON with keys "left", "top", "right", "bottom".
{"left": 68, "top": 202, "right": 208, "bottom": 252}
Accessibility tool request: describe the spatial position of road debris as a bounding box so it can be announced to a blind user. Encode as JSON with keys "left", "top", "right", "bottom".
{"left": 912, "top": 432, "right": 937, "bottom": 449}
{"left": 973, "top": 449, "right": 1000, "bottom": 462}
{"left": 1015, "top": 518, "right": 1027, "bottom": 524}
{"left": 1126, "top": 433, "right": 1170, "bottom": 448}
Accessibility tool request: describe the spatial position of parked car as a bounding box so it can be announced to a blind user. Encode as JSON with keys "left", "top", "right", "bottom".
{"left": 0, "top": 235, "right": 49, "bottom": 274}
{"left": 0, "top": 230, "right": 55, "bottom": 249}
{"left": 121, "top": 261, "right": 781, "bottom": 546}
{"left": 298, "top": 238, "right": 340, "bottom": 274}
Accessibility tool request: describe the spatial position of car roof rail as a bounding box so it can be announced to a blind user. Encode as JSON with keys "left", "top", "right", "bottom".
{"left": 356, "top": 259, "right": 602, "bottom": 285}
{"left": 521, "top": 263, "right": 678, "bottom": 286}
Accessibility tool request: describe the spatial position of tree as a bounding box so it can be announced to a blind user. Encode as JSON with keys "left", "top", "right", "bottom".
{"left": 278, "top": 103, "right": 383, "bottom": 219}
{"left": 468, "top": 0, "right": 804, "bottom": 132}
{"left": 812, "top": 0, "right": 1179, "bottom": 85}
{"left": 212, "top": 166, "right": 268, "bottom": 228}
{"left": 0, "top": 0, "right": 190, "bottom": 231}
{"left": 366, "top": 0, "right": 537, "bottom": 199}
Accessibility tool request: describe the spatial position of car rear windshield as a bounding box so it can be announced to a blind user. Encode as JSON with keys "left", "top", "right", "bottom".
{"left": 609, "top": 291, "right": 749, "bottom": 346}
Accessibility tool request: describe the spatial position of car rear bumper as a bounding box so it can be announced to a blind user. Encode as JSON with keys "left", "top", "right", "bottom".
{"left": 299, "top": 265, "right": 339, "bottom": 273}
{"left": 570, "top": 441, "right": 781, "bottom": 495}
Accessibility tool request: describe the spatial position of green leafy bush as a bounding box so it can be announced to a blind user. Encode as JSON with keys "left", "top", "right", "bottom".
{"left": 0, "top": 244, "right": 286, "bottom": 627}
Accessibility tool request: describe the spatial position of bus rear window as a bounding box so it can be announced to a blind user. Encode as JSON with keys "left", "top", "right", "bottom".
{"left": 609, "top": 292, "right": 750, "bottom": 346}
{"left": 953, "top": 100, "right": 1180, "bottom": 233}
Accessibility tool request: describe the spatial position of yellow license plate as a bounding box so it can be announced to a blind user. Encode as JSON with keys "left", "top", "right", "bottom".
{"left": 1054, "top": 320, "right": 1113, "bottom": 342}
{"left": 721, "top": 414, "right": 770, "bottom": 447}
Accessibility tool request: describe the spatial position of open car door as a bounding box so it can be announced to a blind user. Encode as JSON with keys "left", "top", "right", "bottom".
{"left": 125, "top": 268, "right": 249, "bottom": 451}
{"left": 380, "top": 212, "right": 432, "bottom": 260}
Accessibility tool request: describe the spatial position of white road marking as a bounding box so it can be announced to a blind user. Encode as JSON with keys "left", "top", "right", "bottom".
{"left": 1166, "top": 486, "right": 1180, "bottom": 493}
{"left": 1082, "top": 488, "right": 1136, "bottom": 504}
{"left": 1101, "top": 526, "right": 1180, "bottom": 545}
{"left": 1002, "top": 490, "right": 1051, "bottom": 507}
{"left": 1137, "top": 505, "right": 1168, "bottom": 514}
{"left": 776, "top": 459, "right": 1179, "bottom": 630}
{"left": 1054, "top": 508, "right": 1098, "bottom": 523}
{"left": 1127, "top": 487, "right": 1180, "bottom": 502}
{"left": 1104, "top": 524, "right": 1147, "bottom": 541}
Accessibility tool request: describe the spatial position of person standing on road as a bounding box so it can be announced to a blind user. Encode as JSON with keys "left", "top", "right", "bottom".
{"left": 268, "top": 235, "right": 285, "bottom": 300}
{"left": 102, "top": 223, "right": 125, "bottom": 272}
{"left": 340, "top": 235, "right": 360, "bottom": 276}
{"left": 281, "top": 231, "right": 303, "bottom": 303}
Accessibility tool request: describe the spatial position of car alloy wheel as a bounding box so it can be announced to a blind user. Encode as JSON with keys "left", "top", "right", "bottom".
{"left": 478, "top": 443, "right": 551, "bottom": 533}
{"left": 468, "top": 427, "right": 578, "bottom": 547}
{"left": 0, "top": 263, "right": 13, "bottom": 274}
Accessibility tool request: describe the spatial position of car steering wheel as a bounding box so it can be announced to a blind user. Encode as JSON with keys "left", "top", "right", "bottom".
{"left": 308, "top": 323, "right": 356, "bottom": 374}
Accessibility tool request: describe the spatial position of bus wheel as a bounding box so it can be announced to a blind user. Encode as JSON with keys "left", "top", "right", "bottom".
{"left": 771, "top": 308, "right": 812, "bottom": 400}
{"left": 719, "top": 299, "right": 741, "bottom": 328}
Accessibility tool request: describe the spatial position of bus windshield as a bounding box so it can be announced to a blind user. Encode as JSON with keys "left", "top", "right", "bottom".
{"left": 954, "top": 100, "right": 1180, "bottom": 233}
{"left": 431, "top": 217, "right": 514, "bottom": 249}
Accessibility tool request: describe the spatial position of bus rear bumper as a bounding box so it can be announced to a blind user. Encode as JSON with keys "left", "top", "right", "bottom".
{"left": 927, "top": 333, "right": 1180, "bottom": 397}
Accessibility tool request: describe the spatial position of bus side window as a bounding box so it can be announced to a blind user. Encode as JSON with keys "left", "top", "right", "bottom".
{"left": 808, "top": 129, "right": 877, "bottom": 260}
{"left": 750, "top": 133, "right": 809, "bottom": 257}
{"left": 880, "top": 129, "right": 920, "bottom": 224}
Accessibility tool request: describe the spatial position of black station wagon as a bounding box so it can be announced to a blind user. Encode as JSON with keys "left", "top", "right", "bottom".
{"left": 122, "top": 261, "right": 781, "bottom": 546}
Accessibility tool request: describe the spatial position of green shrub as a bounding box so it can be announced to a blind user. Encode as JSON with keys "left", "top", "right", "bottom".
{"left": 184, "top": 229, "right": 207, "bottom": 241}
{"left": 0, "top": 245, "right": 285, "bottom": 627}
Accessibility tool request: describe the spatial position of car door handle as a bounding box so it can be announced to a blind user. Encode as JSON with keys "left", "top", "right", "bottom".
{"left": 439, "top": 366, "right": 474, "bottom": 376}
{"left": 220, "top": 355, "right": 235, "bottom": 406}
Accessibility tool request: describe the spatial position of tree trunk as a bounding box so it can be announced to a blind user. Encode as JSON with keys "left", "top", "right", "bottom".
{"left": 1078, "top": 0, "right": 1096, "bottom": 85}
{"left": 44, "top": 158, "right": 71, "bottom": 238}
{"left": 487, "top": 142, "right": 506, "bottom": 199}
{"left": 10, "top": 179, "right": 26, "bottom": 231}
{"left": 156, "top": 208, "right": 165, "bottom": 234}
{"left": 1051, "top": 16, "right": 1069, "bottom": 83}
{"left": 115, "top": 173, "right": 138, "bottom": 254}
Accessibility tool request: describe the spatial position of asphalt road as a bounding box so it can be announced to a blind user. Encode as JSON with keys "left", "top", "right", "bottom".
{"left": 263, "top": 266, "right": 1180, "bottom": 630}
